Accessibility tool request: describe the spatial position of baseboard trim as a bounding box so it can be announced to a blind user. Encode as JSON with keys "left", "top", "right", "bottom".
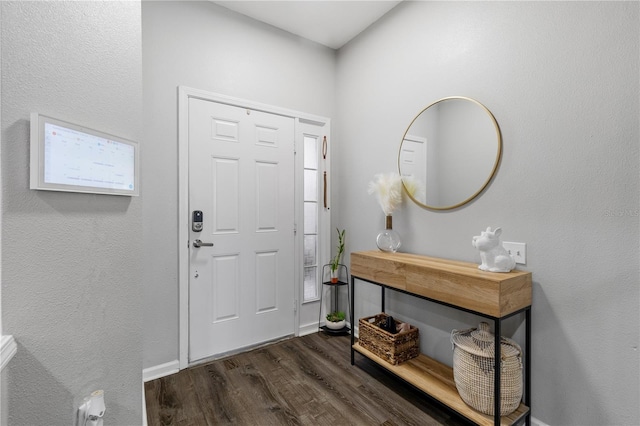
{"left": 1, "top": 335, "right": 17, "bottom": 372}
{"left": 143, "top": 360, "right": 179, "bottom": 382}
{"left": 298, "top": 322, "right": 320, "bottom": 336}
{"left": 531, "top": 416, "right": 549, "bottom": 426}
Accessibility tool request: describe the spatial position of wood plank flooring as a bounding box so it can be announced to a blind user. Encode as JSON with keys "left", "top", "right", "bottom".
{"left": 145, "top": 333, "right": 470, "bottom": 426}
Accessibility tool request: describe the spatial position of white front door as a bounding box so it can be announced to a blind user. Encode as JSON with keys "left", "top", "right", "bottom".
{"left": 399, "top": 134, "right": 427, "bottom": 185}
{"left": 188, "top": 98, "right": 295, "bottom": 362}
{"left": 399, "top": 134, "right": 428, "bottom": 204}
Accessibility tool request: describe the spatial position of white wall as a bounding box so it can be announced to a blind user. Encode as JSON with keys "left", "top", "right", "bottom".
{"left": 336, "top": 1, "right": 638, "bottom": 425}
{"left": 0, "top": 4, "right": 3, "bottom": 422}
{"left": 1, "top": 1, "right": 143, "bottom": 424}
{"left": 142, "top": 1, "right": 336, "bottom": 369}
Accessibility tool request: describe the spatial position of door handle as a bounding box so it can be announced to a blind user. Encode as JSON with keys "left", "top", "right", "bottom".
{"left": 193, "top": 239, "right": 214, "bottom": 248}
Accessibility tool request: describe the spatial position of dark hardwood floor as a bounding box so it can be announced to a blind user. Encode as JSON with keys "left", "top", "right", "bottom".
{"left": 145, "top": 333, "right": 469, "bottom": 426}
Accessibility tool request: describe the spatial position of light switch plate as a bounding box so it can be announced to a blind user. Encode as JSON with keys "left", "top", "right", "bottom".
{"left": 503, "top": 242, "right": 526, "bottom": 264}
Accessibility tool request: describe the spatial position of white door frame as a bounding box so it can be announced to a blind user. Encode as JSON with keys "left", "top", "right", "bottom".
{"left": 177, "top": 86, "right": 330, "bottom": 369}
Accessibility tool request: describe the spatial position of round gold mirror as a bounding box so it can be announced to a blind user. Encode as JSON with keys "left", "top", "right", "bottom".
{"left": 398, "top": 96, "right": 502, "bottom": 210}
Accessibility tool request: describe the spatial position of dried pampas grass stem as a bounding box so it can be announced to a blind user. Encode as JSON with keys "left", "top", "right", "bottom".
{"left": 368, "top": 173, "right": 403, "bottom": 216}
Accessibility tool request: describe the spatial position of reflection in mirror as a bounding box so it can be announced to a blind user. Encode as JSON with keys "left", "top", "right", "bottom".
{"left": 398, "top": 97, "right": 501, "bottom": 210}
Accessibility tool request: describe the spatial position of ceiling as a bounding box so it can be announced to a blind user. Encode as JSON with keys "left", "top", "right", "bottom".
{"left": 212, "top": 1, "right": 403, "bottom": 50}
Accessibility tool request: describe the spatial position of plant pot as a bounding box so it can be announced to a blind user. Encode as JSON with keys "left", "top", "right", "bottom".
{"left": 325, "top": 319, "right": 346, "bottom": 330}
{"left": 330, "top": 269, "right": 339, "bottom": 283}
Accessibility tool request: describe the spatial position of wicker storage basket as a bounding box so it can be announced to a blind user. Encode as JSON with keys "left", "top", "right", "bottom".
{"left": 451, "top": 322, "right": 523, "bottom": 416}
{"left": 358, "top": 313, "right": 419, "bottom": 365}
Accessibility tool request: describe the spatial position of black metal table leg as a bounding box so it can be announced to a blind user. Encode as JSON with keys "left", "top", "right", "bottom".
{"left": 317, "top": 280, "right": 324, "bottom": 332}
{"left": 494, "top": 318, "right": 501, "bottom": 426}
{"left": 525, "top": 307, "right": 531, "bottom": 425}
{"left": 350, "top": 276, "right": 355, "bottom": 365}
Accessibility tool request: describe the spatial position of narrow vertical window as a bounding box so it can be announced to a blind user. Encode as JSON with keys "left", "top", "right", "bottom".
{"left": 303, "top": 135, "right": 319, "bottom": 301}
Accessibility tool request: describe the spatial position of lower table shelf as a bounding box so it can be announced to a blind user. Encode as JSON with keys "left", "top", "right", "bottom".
{"left": 353, "top": 342, "right": 529, "bottom": 426}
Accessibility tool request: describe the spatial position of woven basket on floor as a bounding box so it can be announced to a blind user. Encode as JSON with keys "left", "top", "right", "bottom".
{"left": 451, "top": 322, "right": 523, "bottom": 416}
{"left": 358, "top": 313, "right": 419, "bottom": 365}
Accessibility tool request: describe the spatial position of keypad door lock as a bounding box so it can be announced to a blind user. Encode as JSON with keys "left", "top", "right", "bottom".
{"left": 192, "top": 210, "right": 203, "bottom": 232}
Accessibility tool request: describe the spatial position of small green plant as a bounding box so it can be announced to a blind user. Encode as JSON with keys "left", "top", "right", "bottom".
{"left": 326, "top": 311, "right": 346, "bottom": 322}
{"left": 330, "top": 228, "right": 346, "bottom": 272}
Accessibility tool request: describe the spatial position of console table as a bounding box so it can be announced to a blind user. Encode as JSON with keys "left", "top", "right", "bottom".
{"left": 350, "top": 250, "right": 532, "bottom": 426}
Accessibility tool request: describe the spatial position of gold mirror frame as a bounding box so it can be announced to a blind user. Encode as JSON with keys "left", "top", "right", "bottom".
{"left": 398, "top": 96, "right": 502, "bottom": 210}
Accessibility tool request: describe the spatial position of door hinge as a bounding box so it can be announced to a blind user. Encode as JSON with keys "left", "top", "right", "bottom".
{"left": 294, "top": 299, "right": 298, "bottom": 313}
{"left": 294, "top": 223, "right": 297, "bottom": 235}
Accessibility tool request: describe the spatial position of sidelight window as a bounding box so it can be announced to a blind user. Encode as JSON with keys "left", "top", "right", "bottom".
{"left": 303, "top": 135, "right": 320, "bottom": 301}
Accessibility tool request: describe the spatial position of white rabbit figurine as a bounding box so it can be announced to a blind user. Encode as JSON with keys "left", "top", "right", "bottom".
{"left": 472, "top": 227, "right": 516, "bottom": 273}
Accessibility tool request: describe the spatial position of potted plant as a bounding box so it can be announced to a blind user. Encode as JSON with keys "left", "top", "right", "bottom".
{"left": 325, "top": 310, "right": 346, "bottom": 330}
{"left": 330, "top": 228, "right": 346, "bottom": 283}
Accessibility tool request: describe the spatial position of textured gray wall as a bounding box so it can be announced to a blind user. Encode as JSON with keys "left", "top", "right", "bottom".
{"left": 1, "top": 2, "right": 143, "bottom": 424}
{"left": 336, "top": 2, "right": 639, "bottom": 424}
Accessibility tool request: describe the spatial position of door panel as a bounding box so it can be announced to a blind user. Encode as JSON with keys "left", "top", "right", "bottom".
{"left": 256, "top": 251, "right": 277, "bottom": 312}
{"left": 255, "top": 161, "right": 278, "bottom": 231}
{"left": 211, "top": 254, "right": 240, "bottom": 322}
{"left": 213, "top": 158, "right": 240, "bottom": 232}
{"left": 188, "top": 99, "right": 295, "bottom": 361}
